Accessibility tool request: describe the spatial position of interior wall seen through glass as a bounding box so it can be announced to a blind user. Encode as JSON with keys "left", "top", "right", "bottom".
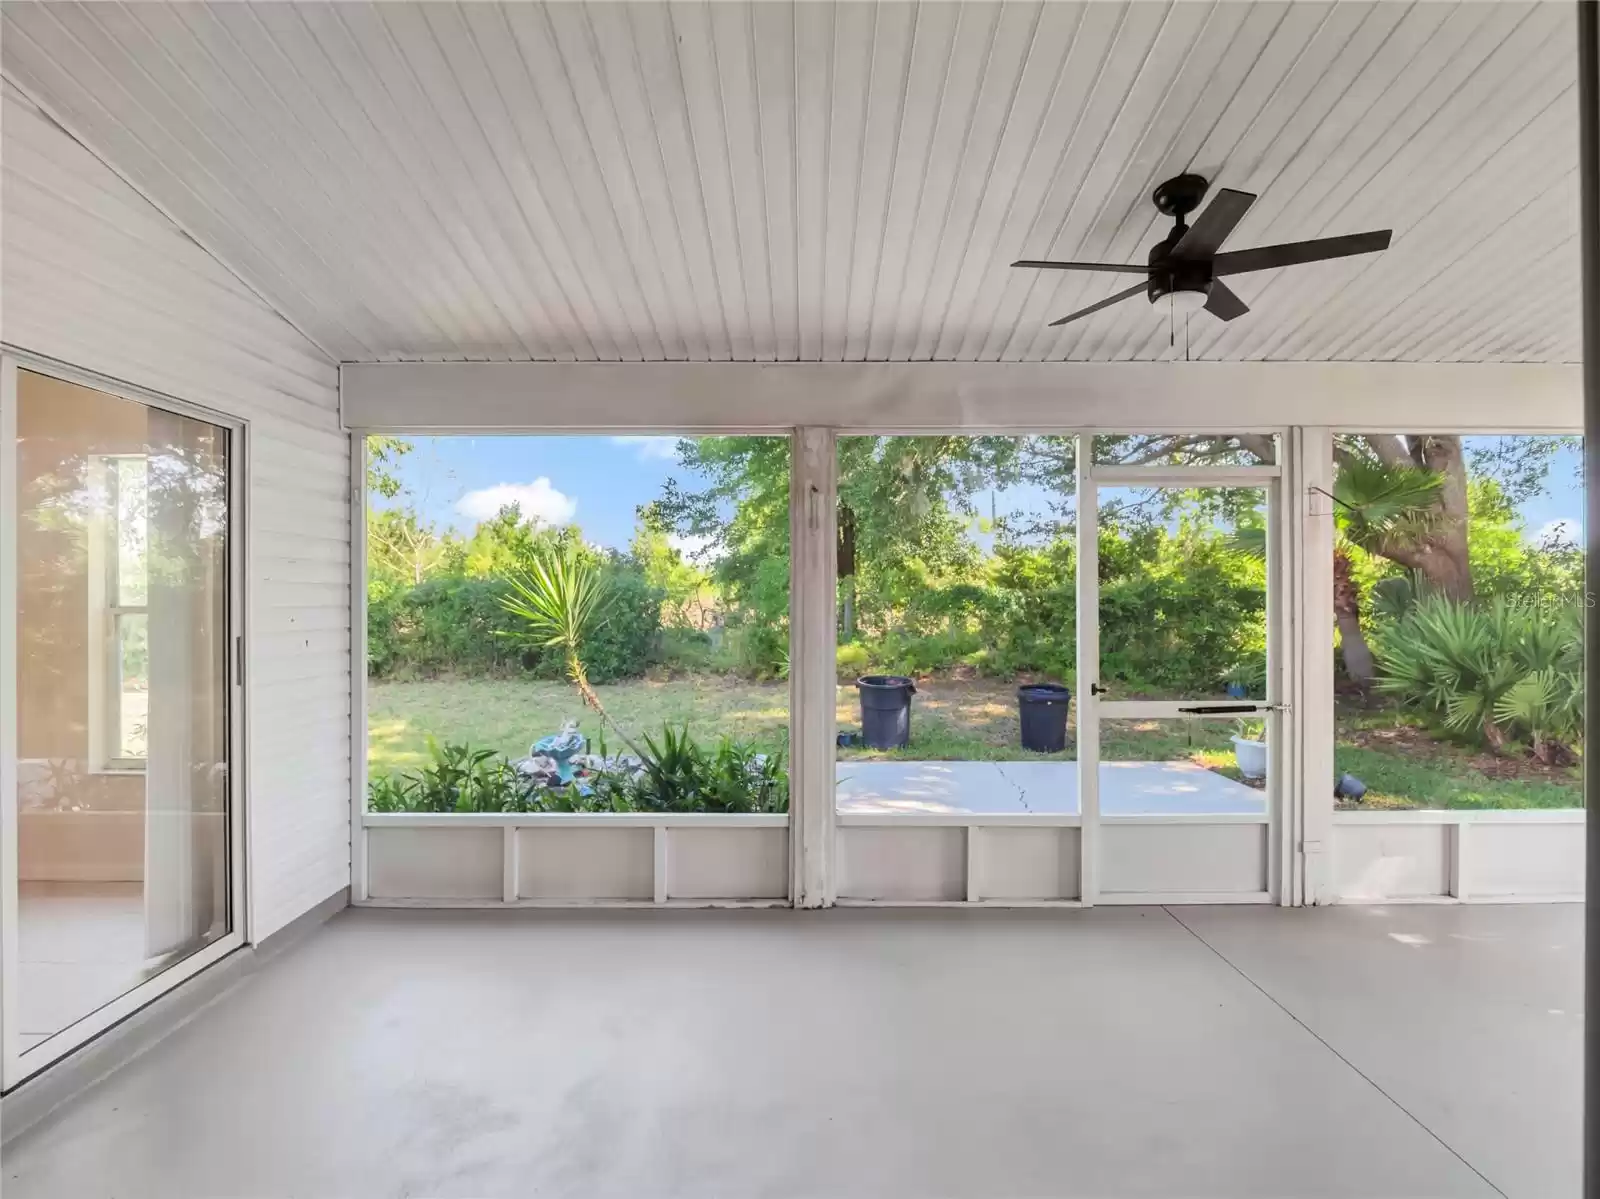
{"left": 15, "top": 368, "right": 230, "bottom": 1052}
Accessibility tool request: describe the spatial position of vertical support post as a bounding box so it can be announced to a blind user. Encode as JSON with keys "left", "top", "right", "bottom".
{"left": 1296, "top": 429, "right": 1335, "bottom": 906}
{"left": 1575, "top": 8, "right": 1599, "bottom": 1189}
{"left": 790, "top": 428, "right": 837, "bottom": 907}
{"left": 503, "top": 825, "right": 519, "bottom": 904}
{"left": 1267, "top": 459, "right": 1295, "bottom": 904}
{"left": 653, "top": 825, "right": 669, "bottom": 905}
{"left": 349, "top": 433, "right": 369, "bottom": 903}
{"left": 1075, "top": 434, "right": 1100, "bottom": 906}
{"left": 0, "top": 356, "right": 19, "bottom": 1086}
{"left": 966, "top": 826, "right": 982, "bottom": 904}
{"left": 1448, "top": 820, "right": 1471, "bottom": 902}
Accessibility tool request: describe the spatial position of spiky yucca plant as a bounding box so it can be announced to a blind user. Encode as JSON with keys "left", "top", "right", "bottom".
{"left": 499, "top": 548, "right": 645, "bottom": 759}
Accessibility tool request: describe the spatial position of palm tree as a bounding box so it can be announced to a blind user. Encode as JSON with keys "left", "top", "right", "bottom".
{"left": 499, "top": 548, "right": 645, "bottom": 759}
{"left": 1232, "top": 456, "right": 1443, "bottom": 688}
{"left": 1330, "top": 457, "right": 1444, "bottom": 688}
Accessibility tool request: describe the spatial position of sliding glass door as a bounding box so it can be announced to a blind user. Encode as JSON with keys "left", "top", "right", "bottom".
{"left": 1, "top": 359, "right": 243, "bottom": 1086}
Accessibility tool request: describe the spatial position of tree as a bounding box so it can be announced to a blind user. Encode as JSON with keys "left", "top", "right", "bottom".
{"left": 1328, "top": 457, "right": 1444, "bottom": 687}
{"left": 1337, "top": 435, "right": 1472, "bottom": 601}
{"left": 367, "top": 506, "right": 448, "bottom": 587}
{"left": 499, "top": 548, "right": 645, "bottom": 758}
{"left": 365, "top": 436, "right": 412, "bottom": 500}
{"left": 453, "top": 504, "right": 579, "bottom": 579}
{"left": 631, "top": 506, "right": 714, "bottom": 630}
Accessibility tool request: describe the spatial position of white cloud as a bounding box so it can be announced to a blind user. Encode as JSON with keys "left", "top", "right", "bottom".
{"left": 456, "top": 478, "right": 576, "bottom": 526}
{"left": 611, "top": 435, "right": 681, "bottom": 462}
{"left": 1532, "top": 517, "right": 1581, "bottom": 546}
{"left": 668, "top": 532, "right": 725, "bottom": 562}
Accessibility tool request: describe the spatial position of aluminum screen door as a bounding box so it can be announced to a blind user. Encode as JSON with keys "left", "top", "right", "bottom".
{"left": 1075, "top": 434, "right": 1285, "bottom": 905}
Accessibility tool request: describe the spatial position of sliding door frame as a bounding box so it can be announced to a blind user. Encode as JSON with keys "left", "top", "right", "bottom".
{"left": 0, "top": 348, "right": 249, "bottom": 1090}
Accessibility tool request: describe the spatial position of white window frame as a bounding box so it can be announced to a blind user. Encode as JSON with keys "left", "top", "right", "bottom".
{"left": 86, "top": 453, "right": 149, "bottom": 774}
{"left": 340, "top": 360, "right": 1583, "bottom": 912}
{"left": 0, "top": 348, "right": 250, "bottom": 1090}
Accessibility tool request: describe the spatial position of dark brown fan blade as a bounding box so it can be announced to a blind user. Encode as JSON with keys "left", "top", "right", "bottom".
{"left": 1047, "top": 282, "right": 1148, "bottom": 327}
{"left": 1173, "top": 188, "right": 1256, "bottom": 259}
{"left": 1203, "top": 280, "right": 1249, "bottom": 322}
{"left": 1012, "top": 260, "right": 1150, "bottom": 273}
{"left": 1212, "top": 230, "right": 1392, "bottom": 276}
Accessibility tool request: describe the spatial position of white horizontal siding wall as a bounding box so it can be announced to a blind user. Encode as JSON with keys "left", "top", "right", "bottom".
{"left": 1, "top": 83, "right": 350, "bottom": 941}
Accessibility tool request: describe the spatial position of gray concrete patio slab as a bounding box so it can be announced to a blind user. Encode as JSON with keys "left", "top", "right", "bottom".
{"left": 1, "top": 905, "right": 1530, "bottom": 1199}
{"left": 836, "top": 759, "right": 1266, "bottom": 815}
{"left": 1173, "top": 903, "right": 1582, "bottom": 1199}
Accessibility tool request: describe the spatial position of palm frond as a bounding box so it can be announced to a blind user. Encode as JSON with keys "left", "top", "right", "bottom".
{"left": 498, "top": 548, "right": 610, "bottom": 651}
{"left": 1334, "top": 457, "right": 1444, "bottom": 554}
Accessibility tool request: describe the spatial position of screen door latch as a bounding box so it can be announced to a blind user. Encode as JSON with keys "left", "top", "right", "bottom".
{"left": 1177, "top": 702, "right": 1290, "bottom": 715}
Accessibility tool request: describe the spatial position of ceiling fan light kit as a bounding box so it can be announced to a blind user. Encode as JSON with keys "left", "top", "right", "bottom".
{"left": 1012, "top": 173, "right": 1392, "bottom": 328}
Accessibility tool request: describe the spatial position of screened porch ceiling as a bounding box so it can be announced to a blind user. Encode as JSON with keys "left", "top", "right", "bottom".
{"left": 0, "top": 0, "right": 1582, "bottom": 366}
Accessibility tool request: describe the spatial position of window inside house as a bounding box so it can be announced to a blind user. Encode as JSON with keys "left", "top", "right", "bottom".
{"left": 92, "top": 455, "right": 150, "bottom": 768}
{"left": 1329, "top": 434, "right": 1582, "bottom": 811}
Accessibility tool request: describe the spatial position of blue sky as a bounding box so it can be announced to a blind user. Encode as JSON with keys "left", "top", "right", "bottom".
{"left": 380, "top": 434, "right": 1583, "bottom": 550}
{"left": 382, "top": 435, "right": 695, "bottom": 550}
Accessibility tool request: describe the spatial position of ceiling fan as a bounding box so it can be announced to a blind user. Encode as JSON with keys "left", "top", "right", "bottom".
{"left": 1012, "top": 173, "right": 1392, "bottom": 327}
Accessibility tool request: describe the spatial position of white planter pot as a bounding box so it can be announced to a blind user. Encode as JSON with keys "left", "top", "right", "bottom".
{"left": 1231, "top": 736, "right": 1267, "bottom": 781}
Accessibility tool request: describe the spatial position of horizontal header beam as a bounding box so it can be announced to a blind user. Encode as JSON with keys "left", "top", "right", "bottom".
{"left": 341, "top": 361, "right": 1581, "bottom": 434}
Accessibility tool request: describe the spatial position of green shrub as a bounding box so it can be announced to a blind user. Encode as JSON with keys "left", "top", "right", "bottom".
{"left": 632, "top": 723, "right": 788, "bottom": 813}
{"left": 368, "top": 577, "right": 534, "bottom": 679}
{"left": 1373, "top": 594, "right": 1582, "bottom": 760}
{"left": 368, "top": 737, "right": 538, "bottom": 813}
{"left": 584, "top": 565, "right": 664, "bottom": 682}
{"left": 656, "top": 626, "right": 721, "bottom": 673}
{"left": 723, "top": 621, "right": 788, "bottom": 680}
{"left": 366, "top": 727, "right": 787, "bottom": 814}
{"left": 368, "top": 564, "right": 663, "bottom": 682}
{"left": 836, "top": 641, "right": 871, "bottom": 678}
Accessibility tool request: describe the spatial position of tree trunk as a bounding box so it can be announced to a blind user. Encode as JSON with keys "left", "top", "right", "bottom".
{"left": 1332, "top": 548, "right": 1376, "bottom": 686}
{"left": 837, "top": 503, "right": 857, "bottom": 641}
{"left": 1411, "top": 435, "right": 1473, "bottom": 600}
{"left": 1356, "top": 434, "right": 1474, "bottom": 600}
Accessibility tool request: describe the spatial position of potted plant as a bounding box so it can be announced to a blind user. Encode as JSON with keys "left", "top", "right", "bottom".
{"left": 1231, "top": 717, "right": 1267, "bottom": 781}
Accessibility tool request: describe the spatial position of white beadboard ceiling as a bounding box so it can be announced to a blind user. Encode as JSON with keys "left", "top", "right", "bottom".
{"left": 0, "top": 0, "right": 1581, "bottom": 364}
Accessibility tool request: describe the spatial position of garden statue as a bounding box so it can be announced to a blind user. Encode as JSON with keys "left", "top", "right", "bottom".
{"left": 530, "top": 721, "right": 586, "bottom": 785}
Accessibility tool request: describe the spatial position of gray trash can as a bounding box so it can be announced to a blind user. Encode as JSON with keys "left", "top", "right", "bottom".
{"left": 856, "top": 675, "right": 915, "bottom": 749}
{"left": 1017, "top": 683, "right": 1071, "bottom": 753}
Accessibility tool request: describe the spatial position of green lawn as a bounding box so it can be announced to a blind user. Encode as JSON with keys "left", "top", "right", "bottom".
{"left": 369, "top": 677, "right": 793, "bottom": 775}
{"left": 368, "top": 677, "right": 1581, "bottom": 810}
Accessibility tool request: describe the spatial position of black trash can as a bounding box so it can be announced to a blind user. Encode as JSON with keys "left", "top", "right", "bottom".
{"left": 1017, "top": 683, "right": 1071, "bottom": 753}
{"left": 856, "top": 675, "right": 916, "bottom": 750}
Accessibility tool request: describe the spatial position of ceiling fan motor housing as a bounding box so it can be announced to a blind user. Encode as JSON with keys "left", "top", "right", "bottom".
{"left": 1146, "top": 227, "right": 1212, "bottom": 306}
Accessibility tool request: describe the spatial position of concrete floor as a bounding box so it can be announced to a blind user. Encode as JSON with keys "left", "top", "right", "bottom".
{"left": 17, "top": 883, "right": 148, "bottom": 1051}
{"left": 1, "top": 904, "right": 1578, "bottom": 1199}
{"left": 836, "top": 759, "right": 1266, "bottom": 815}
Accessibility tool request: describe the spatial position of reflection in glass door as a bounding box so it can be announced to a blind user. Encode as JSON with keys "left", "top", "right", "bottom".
{"left": 1077, "top": 435, "right": 1282, "bottom": 904}
{"left": 2, "top": 363, "right": 240, "bottom": 1081}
